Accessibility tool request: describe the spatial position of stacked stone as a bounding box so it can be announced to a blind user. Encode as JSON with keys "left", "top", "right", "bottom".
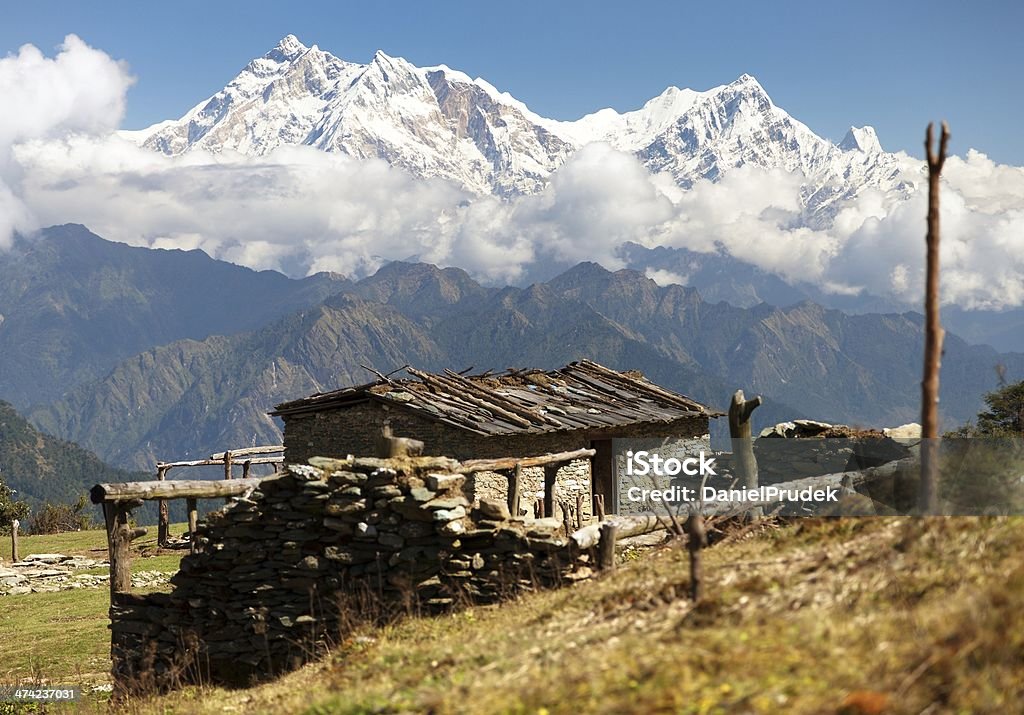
{"left": 110, "top": 455, "right": 592, "bottom": 691}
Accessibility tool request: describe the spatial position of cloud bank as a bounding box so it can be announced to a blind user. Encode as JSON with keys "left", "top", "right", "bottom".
{"left": 3, "top": 38, "right": 1024, "bottom": 310}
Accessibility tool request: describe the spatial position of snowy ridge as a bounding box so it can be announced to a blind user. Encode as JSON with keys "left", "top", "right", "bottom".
{"left": 127, "top": 35, "right": 918, "bottom": 213}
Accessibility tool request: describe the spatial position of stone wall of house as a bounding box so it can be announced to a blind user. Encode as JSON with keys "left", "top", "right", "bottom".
{"left": 108, "top": 455, "right": 592, "bottom": 692}
{"left": 612, "top": 434, "right": 713, "bottom": 515}
{"left": 281, "top": 403, "right": 709, "bottom": 522}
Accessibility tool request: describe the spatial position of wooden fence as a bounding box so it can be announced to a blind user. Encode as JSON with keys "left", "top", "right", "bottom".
{"left": 153, "top": 445, "right": 283, "bottom": 546}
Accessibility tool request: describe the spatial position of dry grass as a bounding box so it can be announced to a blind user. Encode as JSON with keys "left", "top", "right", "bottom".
{"left": 129, "top": 516, "right": 1024, "bottom": 715}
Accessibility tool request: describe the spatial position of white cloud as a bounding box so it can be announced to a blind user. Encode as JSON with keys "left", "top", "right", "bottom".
{"left": 3, "top": 37, "right": 1024, "bottom": 310}
{"left": 0, "top": 35, "right": 132, "bottom": 248}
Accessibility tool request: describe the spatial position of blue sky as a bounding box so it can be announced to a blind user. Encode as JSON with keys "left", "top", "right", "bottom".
{"left": 3, "top": 0, "right": 1023, "bottom": 163}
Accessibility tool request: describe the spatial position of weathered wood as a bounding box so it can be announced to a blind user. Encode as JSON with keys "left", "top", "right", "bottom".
{"left": 576, "top": 493, "right": 585, "bottom": 529}
{"left": 209, "top": 446, "right": 283, "bottom": 460}
{"left": 543, "top": 464, "right": 558, "bottom": 521}
{"left": 10, "top": 519, "right": 19, "bottom": 562}
{"left": 508, "top": 464, "right": 523, "bottom": 518}
{"left": 921, "top": 121, "right": 950, "bottom": 514}
{"left": 156, "top": 456, "right": 283, "bottom": 470}
{"left": 570, "top": 457, "right": 917, "bottom": 550}
{"left": 157, "top": 465, "right": 169, "bottom": 547}
{"left": 103, "top": 502, "right": 133, "bottom": 602}
{"left": 187, "top": 498, "right": 198, "bottom": 555}
{"left": 594, "top": 493, "right": 606, "bottom": 522}
{"left": 729, "top": 389, "right": 763, "bottom": 520}
{"left": 91, "top": 476, "right": 272, "bottom": 504}
{"left": 241, "top": 460, "right": 252, "bottom": 479}
{"left": 686, "top": 513, "right": 708, "bottom": 602}
{"left": 597, "top": 522, "right": 618, "bottom": 570}
{"left": 458, "top": 448, "right": 595, "bottom": 474}
{"left": 535, "top": 498, "right": 545, "bottom": 519}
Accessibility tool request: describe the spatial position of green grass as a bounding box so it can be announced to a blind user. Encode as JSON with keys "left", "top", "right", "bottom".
{"left": 0, "top": 524, "right": 188, "bottom": 707}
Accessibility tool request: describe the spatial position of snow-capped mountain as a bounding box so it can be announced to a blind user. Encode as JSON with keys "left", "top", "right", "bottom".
{"left": 126, "top": 35, "right": 916, "bottom": 214}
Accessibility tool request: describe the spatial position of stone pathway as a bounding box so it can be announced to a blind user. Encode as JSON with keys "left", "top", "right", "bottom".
{"left": 0, "top": 553, "right": 170, "bottom": 595}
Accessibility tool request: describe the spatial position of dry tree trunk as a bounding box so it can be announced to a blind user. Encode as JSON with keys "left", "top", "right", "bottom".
{"left": 921, "top": 121, "right": 950, "bottom": 514}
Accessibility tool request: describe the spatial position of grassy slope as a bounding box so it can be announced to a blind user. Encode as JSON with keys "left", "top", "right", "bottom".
{"left": 126, "top": 516, "right": 1024, "bottom": 715}
{"left": 1, "top": 518, "right": 1020, "bottom": 713}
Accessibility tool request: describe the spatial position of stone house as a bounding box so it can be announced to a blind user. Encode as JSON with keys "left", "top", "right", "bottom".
{"left": 271, "top": 360, "right": 718, "bottom": 519}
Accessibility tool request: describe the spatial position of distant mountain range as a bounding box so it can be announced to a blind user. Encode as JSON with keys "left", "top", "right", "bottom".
{"left": 7, "top": 226, "right": 1020, "bottom": 471}
{"left": 123, "top": 35, "right": 916, "bottom": 221}
{"left": 112, "top": 35, "right": 1024, "bottom": 353}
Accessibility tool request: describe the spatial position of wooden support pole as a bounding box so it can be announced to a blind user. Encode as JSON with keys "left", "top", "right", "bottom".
{"left": 594, "top": 494, "right": 606, "bottom": 522}
{"left": 576, "top": 493, "right": 585, "bottom": 529}
{"left": 11, "top": 519, "right": 19, "bottom": 563}
{"left": 597, "top": 521, "right": 618, "bottom": 570}
{"left": 242, "top": 459, "right": 252, "bottom": 479}
{"left": 103, "top": 502, "right": 133, "bottom": 603}
{"left": 921, "top": 121, "right": 950, "bottom": 515}
{"left": 686, "top": 513, "right": 708, "bottom": 602}
{"left": 508, "top": 463, "right": 523, "bottom": 518}
{"left": 729, "top": 389, "right": 763, "bottom": 520}
{"left": 223, "top": 450, "right": 233, "bottom": 504}
{"left": 187, "top": 498, "right": 198, "bottom": 555}
{"left": 458, "top": 448, "right": 595, "bottom": 474}
{"left": 157, "top": 465, "right": 169, "bottom": 547}
{"left": 543, "top": 464, "right": 558, "bottom": 521}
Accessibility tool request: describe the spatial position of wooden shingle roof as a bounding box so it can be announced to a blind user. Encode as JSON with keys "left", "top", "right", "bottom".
{"left": 271, "top": 360, "right": 719, "bottom": 436}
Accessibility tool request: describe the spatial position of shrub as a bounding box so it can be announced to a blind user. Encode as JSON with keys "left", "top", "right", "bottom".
{"left": 27, "top": 495, "right": 94, "bottom": 535}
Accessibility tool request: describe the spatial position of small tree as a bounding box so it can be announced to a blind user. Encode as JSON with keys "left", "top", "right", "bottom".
{"left": 0, "top": 480, "right": 30, "bottom": 535}
{"left": 27, "top": 496, "right": 94, "bottom": 535}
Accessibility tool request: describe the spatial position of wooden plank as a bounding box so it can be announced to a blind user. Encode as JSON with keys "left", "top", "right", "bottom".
{"left": 91, "top": 476, "right": 272, "bottom": 504}
{"left": 10, "top": 519, "right": 19, "bottom": 562}
{"left": 209, "top": 445, "right": 283, "bottom": 460}
{"left": 457, "top": 448, "right": 595, "bottom": 474}
{"left": 157, "top": 456, "right": 284, "bottom": 470}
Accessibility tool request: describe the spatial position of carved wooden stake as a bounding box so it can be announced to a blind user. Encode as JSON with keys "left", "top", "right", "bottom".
{"left": 157, "top": 465, "right": 169, "bottom": 547}
{"left": 594, "top": 493, "right": 606, "bottom": 522}
{"left": 11, "top": 519, "right": 19, "bottom": 563}
{"left": 921, "top": 121, "right": 950, "bottom": 514}
{"left": 729, "top": 389, "right": 763, "bottom": 520}
{"left": 686, "top": 512, "right": 708, "bottom": 602}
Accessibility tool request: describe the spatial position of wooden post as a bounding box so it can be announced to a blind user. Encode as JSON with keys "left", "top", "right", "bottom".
{"left": 157, "top": 465, "right": 169, "bottom": 547}
{"left": 686, "top": 512, "right": 708, "bottom": 602}
{"left": 508, "top": 463, "right": 522, "bottom": 518}
{"left": 597, "top": 521, "right": 618, "bottom": 570}
{"left": 10, "top": 519, "right": 19, "bottom": 563}
{"left": 576, "top": 493, "right": 585, "bottom": 529}
{"left": 535, "top": 498, "right": 545, "bottom": 519}
{"left": 103, "top": 503, "right": 133, "bottom": 602}
{"left": 223, "top": 450, "right": 233, "bottom": 505}
{"left": 543, "top": 464, "right": 558, "bottom": 521}
{"left": 921, "top": 121, "right": 950, "bottom": 515}
{"left": 242, "top": 459, "right": 252, "bottom": 479}
{"left": 187, "top": 498, "right": 198, "bottom": 554}
{"left": 729, "top": 389, "right": 763, "bottom": 520}
{"left": 594, "top": 494, "right": 606, "bottom": 522}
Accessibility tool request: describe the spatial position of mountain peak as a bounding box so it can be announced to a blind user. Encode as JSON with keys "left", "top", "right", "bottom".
{"left": 840, "top": 126, "right": 882, "bottom": 154}
{"left": 267, "top": 34, "right": 308, "bottom": 62}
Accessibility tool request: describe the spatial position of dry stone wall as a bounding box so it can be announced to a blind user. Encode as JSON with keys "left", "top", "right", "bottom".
{"left": 109, "top": 454, "right": 593, "bottom": 692}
